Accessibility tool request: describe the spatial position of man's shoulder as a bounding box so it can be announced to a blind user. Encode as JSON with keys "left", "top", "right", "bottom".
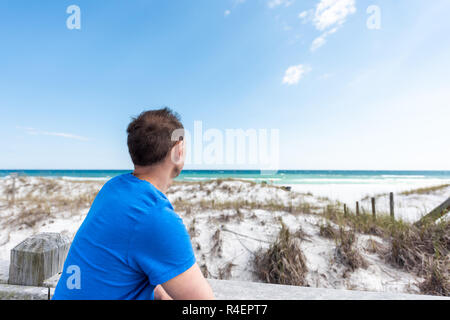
{"left": 96, "top": 173, "right": 179, "bottom": 222}
{"left": 141, "top": 199, "right": 180, "bottom": 225}
{"left": 104, "top": 172, "right": 131, "bottom": 186}
{"left": 98, "top": 173, "right": 152, "bottom": 199}
{"left": 94, "top": 173, "right": 128, "bottom": 195}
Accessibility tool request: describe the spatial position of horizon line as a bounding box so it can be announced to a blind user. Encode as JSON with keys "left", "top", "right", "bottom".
{"left": 1, "top": 169, "right": 450, "bottom": 172}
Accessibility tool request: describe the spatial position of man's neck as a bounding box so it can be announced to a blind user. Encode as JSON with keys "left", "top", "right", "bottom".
{"left": 133, "top": 164, "right": 173, "bottom": 194}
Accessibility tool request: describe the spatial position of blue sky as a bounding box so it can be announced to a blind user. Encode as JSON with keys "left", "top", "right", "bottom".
{"left": 0, "top": 0, "right": 449, "bottom": 170}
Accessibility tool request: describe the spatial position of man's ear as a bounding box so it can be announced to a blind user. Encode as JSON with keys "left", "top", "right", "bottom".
{"left": 178, "top": 140, "right": 185, "bottom": 159}
{"left": 170, "top": 141, "right": 184, "bottom": 165}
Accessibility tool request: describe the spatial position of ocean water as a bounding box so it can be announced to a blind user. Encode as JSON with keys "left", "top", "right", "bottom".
{"left": 1, "top": 169, "right": 450, "bottom": 186}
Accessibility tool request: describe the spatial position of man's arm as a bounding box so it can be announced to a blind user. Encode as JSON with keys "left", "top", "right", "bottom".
{"left": 160, "top": 263, "right": 215, "bottom": 300}
{"left": 154, "top": 285, "right": 173, "bottom": 300}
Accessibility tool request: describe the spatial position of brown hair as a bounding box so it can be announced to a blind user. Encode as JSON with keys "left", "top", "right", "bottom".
{"left": 126, "top": 108, "right": 184, "bottom": 166}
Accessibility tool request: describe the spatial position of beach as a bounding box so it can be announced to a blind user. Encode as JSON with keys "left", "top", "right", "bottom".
{"left": 0, "top": 171, "right": 448, "bottom": 295}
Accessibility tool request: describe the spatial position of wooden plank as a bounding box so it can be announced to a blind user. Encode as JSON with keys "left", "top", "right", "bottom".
{"left": 416, "top": 197, "right": 450, "bottom": 226}
{"left": 8, "top": 233, "right": 70, "bottom": 287}
{"left": 0, "top": 283, "right": 52, "bottom": 300}
{"left": 356, "top": 201, "right": 360, "bottom": 216}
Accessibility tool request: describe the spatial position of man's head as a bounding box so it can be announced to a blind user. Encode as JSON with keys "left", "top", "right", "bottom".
{"left": 127, "top": 108, "right": 185, "bottom": 177}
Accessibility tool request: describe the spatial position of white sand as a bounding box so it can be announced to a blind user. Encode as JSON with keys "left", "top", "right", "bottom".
{"left": 0, "top": 175, "right": 448, "bottom": 295}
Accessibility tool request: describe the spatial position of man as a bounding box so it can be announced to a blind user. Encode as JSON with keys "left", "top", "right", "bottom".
{"left": 53, "top": 108, "right": 214, "bottom": 300}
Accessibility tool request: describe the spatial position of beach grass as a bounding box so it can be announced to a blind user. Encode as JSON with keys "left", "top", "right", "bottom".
{"left": 253, "top": 220, "right": 308, "bottom": 286}
{"left": 318, "top": 203, "right": 449, "bottom": 295}
{"left": 399, "top": 184, "right": 450, "bottom": 196}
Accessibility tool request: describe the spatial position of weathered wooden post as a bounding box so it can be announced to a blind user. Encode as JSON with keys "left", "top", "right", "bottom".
{"left": 8, "top": 233, "right": 71, "bottom": 287}
{"left": 356, "top": 201, "right": 360, "bottom": 216}
{"left": 344, "top": 204, "right": 348, "bottom": 217}
{"left": 389, "top": 192, "right": 395, "bottom": 220}
{"left": 371, "top": 197, "right": 376, "bottom": 220}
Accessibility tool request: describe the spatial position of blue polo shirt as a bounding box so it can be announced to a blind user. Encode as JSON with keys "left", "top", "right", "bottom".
{"left": 53, "top": 173, "right": 195, "bottom": 300}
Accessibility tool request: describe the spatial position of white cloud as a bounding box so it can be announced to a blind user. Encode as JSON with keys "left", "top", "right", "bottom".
{"left": 307, "top": 0, "right": 355, "bottom": 52}
{"left": 313, "top": 0, "right": 356, "bottom": 31}
{"left": 224, "top": 10, "right": 231, "bottom": 17}
{"left": 298, "top": 10, "right": 313, "bottom": 23}
{"left": 311, "top": 35, "right": 327, "bottom": 51}
{"left": 18, "top": 126, "right": 89, "bottom": 141}
{"left": 299, "top": 11, "right": 308, "bottom": 19}
{"left": 310, "top": 27, "right": 339, "bottom": 51}
{"left": 282, "top": 64, "right": 310, "bottom": 85}
{"left": 268, "top": 0, "right": 293, "bottom": 9}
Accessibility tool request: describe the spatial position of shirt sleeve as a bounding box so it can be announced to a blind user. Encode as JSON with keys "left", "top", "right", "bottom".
{"left": 128, "top": 205, "right": 196, "bottom": 285}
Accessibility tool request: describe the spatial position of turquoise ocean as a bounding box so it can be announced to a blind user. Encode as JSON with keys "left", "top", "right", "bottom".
{"left": 1, "top": 170, "right": 450, "bottom": 186}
